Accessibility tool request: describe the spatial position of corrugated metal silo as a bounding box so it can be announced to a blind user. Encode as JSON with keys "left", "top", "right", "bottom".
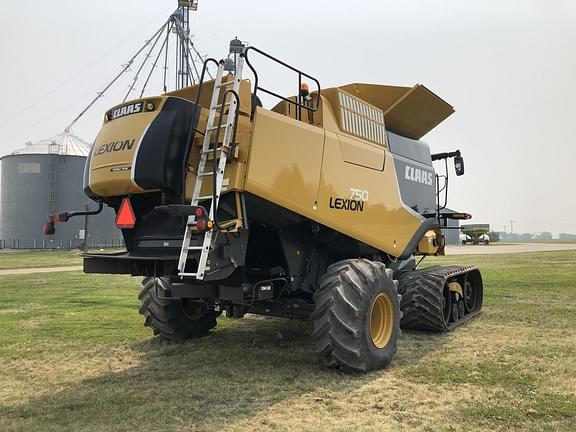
{"left": 0, "top": 131, "right": 122, "bottom": 249}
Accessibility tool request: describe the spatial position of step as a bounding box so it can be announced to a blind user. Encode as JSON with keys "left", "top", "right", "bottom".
{"left": 216, "top": 80, "right": 237, "bottom": 89}
{"left": 202, "top": 148, "right": 229, "bottom": 156}
{"left": 213, "top": 101, "right": 234, "bottom": 110}
{"left": 206, "top": 124, "right": 233, "bottom": 132}
{"left": 197, "top": 171, "right": 214, "bottom": 177}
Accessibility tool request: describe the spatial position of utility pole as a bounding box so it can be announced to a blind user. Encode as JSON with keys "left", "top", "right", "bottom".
{"left": 510, "top": 220, "right": 514, "bottom": 234}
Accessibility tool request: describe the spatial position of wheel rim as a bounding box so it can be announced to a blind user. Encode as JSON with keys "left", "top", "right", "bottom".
{"left": 370, "top": 293, "right": 395, "bottom": 349}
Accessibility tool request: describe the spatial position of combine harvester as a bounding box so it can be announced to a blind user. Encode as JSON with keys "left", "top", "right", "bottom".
{"left": 45, "top": 1, "right": 483, "bottom": 372}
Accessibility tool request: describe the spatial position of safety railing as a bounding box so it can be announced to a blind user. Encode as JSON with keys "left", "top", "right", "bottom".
{"left": 242, "top": 46, "right": 321, "bottom": 121}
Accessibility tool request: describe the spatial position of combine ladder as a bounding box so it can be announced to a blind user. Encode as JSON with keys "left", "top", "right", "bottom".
{"left": 178, "top": 57, "right": 244, "bottom": 279}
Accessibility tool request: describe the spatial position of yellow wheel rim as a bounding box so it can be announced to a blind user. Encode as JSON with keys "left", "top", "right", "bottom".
{"left": 370, "top": 293, "right": 394, "bottom": 349}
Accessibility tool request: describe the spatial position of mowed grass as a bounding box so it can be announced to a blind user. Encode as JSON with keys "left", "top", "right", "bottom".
{"left": 0, "top": 251, "right": 575, "bottom": 431}
{"left": 0, "top": 250, "right": 82, "bottom": 270}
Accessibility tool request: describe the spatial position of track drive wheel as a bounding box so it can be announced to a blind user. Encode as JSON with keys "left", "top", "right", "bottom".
{"left": 138, "top": 277, "right": 218, "bottom": 341}
{"left": 311, "top": 259, "right": 401, "bottom": 372}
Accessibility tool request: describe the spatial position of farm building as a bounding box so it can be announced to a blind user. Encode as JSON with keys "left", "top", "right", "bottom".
{"left": 0, "top": 131, "right": 122, "bottom": 249}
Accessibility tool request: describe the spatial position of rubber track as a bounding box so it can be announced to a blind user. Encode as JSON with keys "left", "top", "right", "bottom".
{"left": 398, "top": 265, "right": 482, "bottom": 332}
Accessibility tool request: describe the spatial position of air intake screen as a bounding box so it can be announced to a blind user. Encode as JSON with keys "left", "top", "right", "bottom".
{"left": 337, "top": 90, "right": 387, "bottom": 146}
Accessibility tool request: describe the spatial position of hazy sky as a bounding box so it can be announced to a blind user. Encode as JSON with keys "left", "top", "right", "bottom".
{"left": 1, "top": 0, "right": 575, "bottom": 234}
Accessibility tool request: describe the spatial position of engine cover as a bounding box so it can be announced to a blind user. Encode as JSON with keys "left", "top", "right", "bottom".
{"left": 84, "top": 96, "right": 200, "bottom": 199}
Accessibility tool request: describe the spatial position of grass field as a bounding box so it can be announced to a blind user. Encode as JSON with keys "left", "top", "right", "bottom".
{"left": 0, "top": 250, "right": 82, "bottom": 270}
{"left": 0, "top": 251, "right": 575, "bottom": 431}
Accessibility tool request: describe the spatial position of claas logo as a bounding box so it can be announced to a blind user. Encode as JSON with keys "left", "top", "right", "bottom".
{"left": 107, "top": 103, "right": 143, "bottom": 121}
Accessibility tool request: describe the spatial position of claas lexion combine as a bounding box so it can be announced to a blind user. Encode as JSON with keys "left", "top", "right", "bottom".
{"left": 45, "top": 43, "right": 483, "bottom": 372}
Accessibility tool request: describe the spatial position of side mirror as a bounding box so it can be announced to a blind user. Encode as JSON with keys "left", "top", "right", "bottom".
{"left": 454, "top": 155, "right": 465, "bottom": 176}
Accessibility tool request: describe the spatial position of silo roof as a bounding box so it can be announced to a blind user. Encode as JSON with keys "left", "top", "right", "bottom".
{"left": 9, "top": 130, "right": 91, "bottom": 157}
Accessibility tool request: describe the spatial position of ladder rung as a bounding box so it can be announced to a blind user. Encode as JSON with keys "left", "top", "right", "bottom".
{"left": 217, "top": 101, "right": 233, "bottom": 108}
{"left": 207, "top": 122, "right": 233, "bottom": 131}
{"left": 187, "top": 246, "right": 203, "bottom": 250}
{"left": 179, "top": 272, "right": 198, "bottom": 277}
{"left": 196, "top": 195, "right": 214, "bottom": 201}
{"left": 216, "top": 80, "right": 236, "bottom": 89}
{"left": 202, "top": 149, "right": 227, "bottom": 156}
{"left": 197, "top": 171, "right": 214, "bottom": 177}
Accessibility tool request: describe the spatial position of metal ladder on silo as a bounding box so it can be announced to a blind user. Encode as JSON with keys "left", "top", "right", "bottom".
{"left": 177, "top": 56, "right": 244, "bottom": 279}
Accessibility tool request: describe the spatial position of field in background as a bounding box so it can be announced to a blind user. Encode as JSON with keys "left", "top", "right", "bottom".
{"left": 0, "top": 251, "right": 575, "bottom": 431}
{"left": 0, "top": 250, "right": 82, "bottom": 270}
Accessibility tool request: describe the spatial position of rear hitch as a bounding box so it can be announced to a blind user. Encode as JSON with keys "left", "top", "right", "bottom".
{"left": 44, "top": 201, "right": 104, "bottom": 235}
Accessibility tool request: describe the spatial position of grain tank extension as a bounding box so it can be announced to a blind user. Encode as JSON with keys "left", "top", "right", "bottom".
{"left": 46, "top": 44, "right": 483, "bottom": 372}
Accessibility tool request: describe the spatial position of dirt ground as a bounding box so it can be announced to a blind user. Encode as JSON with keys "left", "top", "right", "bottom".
{"left": 446, "top": 242, "right": 576, "bottom": 255}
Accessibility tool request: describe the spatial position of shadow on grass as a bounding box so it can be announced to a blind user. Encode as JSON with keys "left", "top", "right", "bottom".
{"left": 1, "top": 317, "right": 450, "bottom": 431}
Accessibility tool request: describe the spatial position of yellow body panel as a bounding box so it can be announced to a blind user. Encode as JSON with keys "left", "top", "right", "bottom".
{"left": 337, "top": 133, "right": 385, "bottom": 171}
{"left": 244, "top": 108, "right": 324, "bottom": 219}
{"left": 315, "top": 131, "right": 421, "bottom": 255}
{"left": 416, "top": 230, "right": 439, "bottom": 255}
{"left": 243, "top": 106, "right": 424, "bottom": 257}
{"left": 89, "top": 98, "right": 166, "bottom": 196}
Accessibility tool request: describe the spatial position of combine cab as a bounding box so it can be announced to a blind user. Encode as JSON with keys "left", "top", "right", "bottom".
{"left": 46, "top": 42, "right": 483, "bottom": 372}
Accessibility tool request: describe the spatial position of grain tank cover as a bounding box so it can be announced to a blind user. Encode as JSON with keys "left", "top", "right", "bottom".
{"left": 336, "top": 83, "right": 454, "bottom": 140}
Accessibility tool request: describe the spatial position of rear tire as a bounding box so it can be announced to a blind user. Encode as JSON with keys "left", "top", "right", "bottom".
{"left": 311, "top": 259, "right": 401, "bottom": 372}
{"left": 138, "top": 277, "right": 218, "bottom": 341}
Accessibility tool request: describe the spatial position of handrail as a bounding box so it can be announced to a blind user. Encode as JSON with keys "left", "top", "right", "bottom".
{"left": 241, "top": 46, "right": 321, "bottom": 122}
{"left": 211, "top": 89, "right": 240, "bottom": 229}
{"left": 194, "top": 58, "right": 222, "bottom": 106}
{"left": 180, "top": 58, "right": 221, "bottom": 201}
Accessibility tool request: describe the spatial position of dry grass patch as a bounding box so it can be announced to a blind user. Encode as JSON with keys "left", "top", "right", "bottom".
{"left": 0, "top": 345, "right": 140, "bottom": 405}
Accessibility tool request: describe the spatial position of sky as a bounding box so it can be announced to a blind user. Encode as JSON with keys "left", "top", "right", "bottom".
{"left": 0, "top": 0, "right": 575, "bottom": 235}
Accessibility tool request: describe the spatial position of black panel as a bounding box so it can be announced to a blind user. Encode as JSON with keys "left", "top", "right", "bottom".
{"left": 134, "top": 97, "right": 200, "bottom": 196}
{"left": 387, "top": 131, "right": 433, "bottom": 165}
{"left": 82, "top": 143, "right": 99, "bottom": 200}
{"left": 387, "top": 131, "right": 436, "bottom": 215}
{"left": 392, "top": 155, "right": 436, "bottom": 215}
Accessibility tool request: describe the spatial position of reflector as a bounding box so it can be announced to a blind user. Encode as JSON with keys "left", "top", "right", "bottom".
{"left": 116, "top": 198, "right": 136, "bottom": 229}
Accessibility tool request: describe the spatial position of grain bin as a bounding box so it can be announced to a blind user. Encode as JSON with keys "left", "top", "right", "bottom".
{"left": 0, "top": 131, "right": 122, "bottom": 249}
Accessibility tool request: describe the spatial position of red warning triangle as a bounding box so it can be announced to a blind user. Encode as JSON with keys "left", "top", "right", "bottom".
{"left": 116, "top": 198, "right": 136, "bottom": 229}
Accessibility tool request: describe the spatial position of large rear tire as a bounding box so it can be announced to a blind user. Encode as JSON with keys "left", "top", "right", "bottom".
{"left": 311, "top": 259, "right": 401, "bottom": 372}
{"left": 138, "top": 277, "right": 218, "bottom": 341}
